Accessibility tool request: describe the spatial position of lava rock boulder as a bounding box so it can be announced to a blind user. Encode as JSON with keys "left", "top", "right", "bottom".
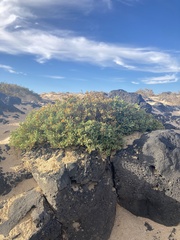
{"left": 112, "top": 129, "right": 180, "bottom": 226}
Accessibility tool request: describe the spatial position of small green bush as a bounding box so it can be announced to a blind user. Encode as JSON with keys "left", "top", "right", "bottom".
{"left": 10, "top": 92, "right": 163, "bottom": 156}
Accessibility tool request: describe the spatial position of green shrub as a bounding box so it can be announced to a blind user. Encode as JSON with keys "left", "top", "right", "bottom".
{"left": 10, "top": 92, "right": 163, "bottom": 156}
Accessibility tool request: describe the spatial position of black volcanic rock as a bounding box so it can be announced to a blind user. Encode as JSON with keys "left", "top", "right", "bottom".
{"left": 151, "top": 102, "right": 180, "bottom": 130}
{"left": 1, "top": 129, "right": 180, "bottom": 239}
{"left": 112, "top": 129, "right": 180, "bottom": 226}
{"left": 0, "top": 189, "right": 62, "bottom": 239}
{"left": 152, "top": 102, "right": 172, "bottom": 113}
{"left": 0, "top": 92, "right": 24, "bottom": 114}
{"left": 0, "top": 166, "right": 32, "bottom": 196}
{"left": 108, "top": 89, "right": 152, "bottom": 112}
{"left": 0, "top": 189, "right": 42, "bottom": 236}
{"left": 27, "top": 148, "right": 116, "bottom": 240}
{"left": 0, "top": 92, "right": 21, "bottom": 105}
{"left": 0, "top": 99, "right": 17, "bottom": 112}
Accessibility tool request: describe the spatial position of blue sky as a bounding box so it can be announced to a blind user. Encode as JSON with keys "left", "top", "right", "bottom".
{"left": 0, "top": 0, "right": 180, "bottom": 94}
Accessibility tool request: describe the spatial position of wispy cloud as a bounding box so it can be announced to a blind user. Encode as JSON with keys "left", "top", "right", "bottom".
{"left": 0, "top": 64, "right": 24, "bottom": 74}
{"left": 142, "top": 74, "right": 179, "bottom": 84}
{"left": 1, "top": 26, "right": 179, "bottom": 74}
{"left": 114, "top": 58, "right": 136, "bottom": 70}
{"left": 46, "top": 75, "right": 65, "bottom": 79}
{"left": 0, "top": 0, "right": 180, "bottom": 77}
{"left": 131, "top": 81, "right": 140, "bottom": 84}
{"left": 116, "top": 0, "right": 141, "bottom": 6}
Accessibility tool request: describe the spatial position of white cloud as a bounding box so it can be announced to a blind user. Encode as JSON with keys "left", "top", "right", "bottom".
{"left": 116, "top": 0, "right": 140, "bottom": 6}
{"left": 46, "top": 75, "right": 65, "bottom": 79}
{"left": 114, "top": 58, "right": 136, "bottom": 70}
{"left": 0, "top": 64, "right": 18, "bottom": 74}
{"left": 14, "top": 25, "right": 22, "bottom": 29}
{"left": 131, "top": 81, "right": 139, "bottom": 84}
{"left": 0, "top": 64, "right": 26, "bottom": 75}
{"left": 142, "top": 74, "right": 179, "bottom": 84}
{"left": 18, "top": 0, "right": 94, "bottom": 8}
{"left": 0, "top": 27, "right": 179, "bottom": 74}
{"left": 0, "top": 0, "right": 180, "bottom": 76}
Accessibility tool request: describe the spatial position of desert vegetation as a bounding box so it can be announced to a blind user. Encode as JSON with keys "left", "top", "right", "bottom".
{"left": 10, "top": 92, "right": 163, "bottom": 156}
{"left": 0, "top": 82, "right": 42, "bottom": 102}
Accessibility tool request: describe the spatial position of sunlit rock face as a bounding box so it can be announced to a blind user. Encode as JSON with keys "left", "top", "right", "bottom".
{"left": 0, "top": 148, "right": 116, "bottom": 240}
{"left": 1, "top": 130, "right": 180, "bottom": 239}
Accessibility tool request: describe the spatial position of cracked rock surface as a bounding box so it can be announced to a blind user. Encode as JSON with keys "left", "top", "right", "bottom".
{"left": 0, "top": 127, "right": 180, "bottom": 239}
{"left": 0, "top": 148, "right": 116, "bottom": 240}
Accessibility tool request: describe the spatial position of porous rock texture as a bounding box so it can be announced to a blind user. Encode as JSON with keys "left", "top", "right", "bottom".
{"left": 112, "top": 129, "right": 180, "bottom": 226}
{"left": 0, "top": 187, "right": 62, "bottom": 240}
{"left": 0, "top": 129, "right": 180, "bottom": 239}
{"left": 0, "top": 148, "right": 116, "bottom": 240}
{"left": 18, "top": 148, "right": 116, "bottom": 240}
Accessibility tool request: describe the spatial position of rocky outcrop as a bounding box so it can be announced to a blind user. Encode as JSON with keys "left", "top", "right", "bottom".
{"left": 3, "top": 148, "right": 116, "bottom": 240}
{"left": 112, "top": 129, "right": 180, "bottom": 226}
{"left": 0, "top": 92, "right": 24, "bottom": 114}
{"left": 0, "top": 187, "right": 62, "bottom": 240}
{"left": 1, "top": 89, "right": 180, "bottom": 239}
{"left": 36, "top": 149, "right": 115, "bottom": 240}
{"left": 150, "top": 102, "right": 180, "bottom": 130}
{"left": 0, "top": 99, "right": 20, "bottom": 114}
{"left": 0, "top": 189, "right": 42, "bottom": 236}
{"left": 0, "top": 92, "right": 21, "bottom": 106}
{"left": 0, "top": 145, "right": 32, "bottom": 196}
{"left": 0, "top": 129, "right": 180, "bottom": 239}
{"left": 108, "top": 89, "right": 152, "bottom": 112}
{"left": 0, "top": 166, "right": 32, "bottom": 196}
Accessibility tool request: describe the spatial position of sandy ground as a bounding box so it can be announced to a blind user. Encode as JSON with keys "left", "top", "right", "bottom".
{"left": 109, "top": 96, "right": 180, "bottom": 239}
{"left": 0, "top": 103, "right": 40, "bottom": 172}
{"left": 1, "top": 104, "right": 180, "bottom": 240}
{"left": 0, "top": 105, "right": 34, "bottom": 172}
{"left": 0, "top": 104, "right": 35, "bottom": 141}
{"left": 109, "top": 205, "right": 180, "bottom": 240}
{"left": 0, "top": 178, "right": 37, "bottom": 203}
{"left": 0, "top": 105, "right": 38, "bottom": 240}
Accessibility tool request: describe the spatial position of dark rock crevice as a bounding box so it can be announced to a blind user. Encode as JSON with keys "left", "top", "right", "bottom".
{"left": 29, "top": 195, "right": 63, "bottom": 240}
{"left": 108, "top": 157, "right": 119, "bottom": 201}
{"left": 1, "top": 128, "right": 180, "bottom": 239}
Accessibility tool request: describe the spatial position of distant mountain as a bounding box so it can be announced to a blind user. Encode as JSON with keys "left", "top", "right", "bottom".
{"left": 0, "top": 83, "right": 42, "bottom": 103}
{"left": 136, "top": 89, "right": 180, "bottom": 106}
{"left": 152, "top": 92, "right": 180, "bottom": 106}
